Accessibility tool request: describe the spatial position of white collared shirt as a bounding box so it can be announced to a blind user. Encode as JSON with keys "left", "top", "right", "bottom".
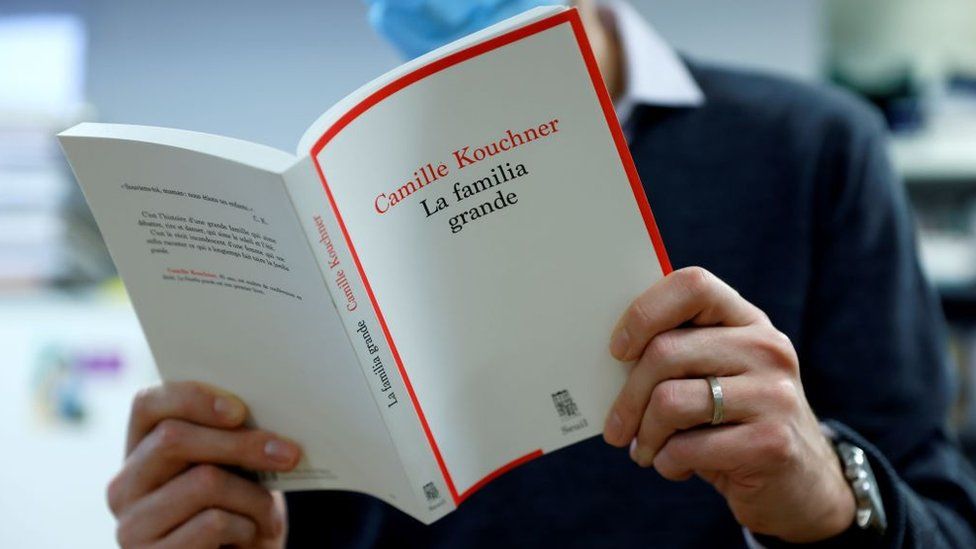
{"left": 601, "top": 0, "right": 705, "bottom": 125}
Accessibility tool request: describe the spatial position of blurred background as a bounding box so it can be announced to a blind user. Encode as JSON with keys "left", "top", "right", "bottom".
{"left": 1, "top": 1, "right": 975, "bottom": 546}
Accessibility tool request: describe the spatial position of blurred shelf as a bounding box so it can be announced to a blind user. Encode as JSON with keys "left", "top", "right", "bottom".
{"left": 892, "top": 130, "right": 976, "bottom": 185}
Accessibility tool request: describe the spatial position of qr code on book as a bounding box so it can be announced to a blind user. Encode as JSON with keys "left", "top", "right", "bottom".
{"left": 551, "top": 390, "right": 580, "bottom": 420}
{"left": 423, "top": 482, "right": 440, "bottom": 502}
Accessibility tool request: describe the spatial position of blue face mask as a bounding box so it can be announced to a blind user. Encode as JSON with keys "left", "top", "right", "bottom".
{"left": 365, "top": 0, "right": 566, "bottom": 59}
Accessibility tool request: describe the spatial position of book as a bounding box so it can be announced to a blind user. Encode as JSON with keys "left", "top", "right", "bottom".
{"left": 58, "top": 6, "right": 671, "bottom": 524}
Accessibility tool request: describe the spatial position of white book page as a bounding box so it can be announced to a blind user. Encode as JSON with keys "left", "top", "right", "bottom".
{"left": 306, "top": 11, "right": 666, "bottom": 502}
{"left": 58, "top": 124, "right": 420, "bottom": 515}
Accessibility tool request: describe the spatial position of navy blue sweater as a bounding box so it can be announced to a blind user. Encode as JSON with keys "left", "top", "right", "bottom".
{"left": 285, "top": 62, "right": 976, "bottom": 548}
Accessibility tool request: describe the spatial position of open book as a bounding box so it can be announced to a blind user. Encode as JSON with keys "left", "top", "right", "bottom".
{"left": 59, "top": 6, "right": 670, "bottom": 523}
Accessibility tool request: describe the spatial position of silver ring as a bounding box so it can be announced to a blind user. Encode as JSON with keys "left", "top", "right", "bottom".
{"left": 707, "top": 376, "right": 724, "bottom": 425}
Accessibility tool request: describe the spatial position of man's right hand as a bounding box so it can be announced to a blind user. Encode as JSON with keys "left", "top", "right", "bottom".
{"left": 108, "top": 381, "right": 302, "bottom": 548}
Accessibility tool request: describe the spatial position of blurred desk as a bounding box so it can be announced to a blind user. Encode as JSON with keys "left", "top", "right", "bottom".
{"left": 0, "top": 290, "right": 156, "bottom": 549}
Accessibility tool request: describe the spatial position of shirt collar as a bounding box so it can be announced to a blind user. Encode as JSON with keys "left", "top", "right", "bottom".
{"left": 601, "top": 0, "right": 705, "bottom": 121}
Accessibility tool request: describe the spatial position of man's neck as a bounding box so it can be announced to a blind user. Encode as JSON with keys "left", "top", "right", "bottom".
{"left": 577, "top": 1, "right": 625, "bottom": 102}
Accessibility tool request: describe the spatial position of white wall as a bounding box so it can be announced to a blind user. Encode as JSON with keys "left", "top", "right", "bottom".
{"left": 633, "top": 0, "right": 824, "bottom": 81}
{"left": 82, "top": 0, "right": 401, "bottom": 152}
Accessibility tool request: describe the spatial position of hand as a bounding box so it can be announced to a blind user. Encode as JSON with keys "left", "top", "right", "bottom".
{"left": 108, "top": 381, "right": 302, "bottom": 548}
{"left": 605, "top": 267, "right": 856, "bottom": 543}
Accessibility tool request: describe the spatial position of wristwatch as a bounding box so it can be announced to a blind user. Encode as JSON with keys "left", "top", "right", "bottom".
{"left": 834, "top": 440, "right": 887, "bottom": 535}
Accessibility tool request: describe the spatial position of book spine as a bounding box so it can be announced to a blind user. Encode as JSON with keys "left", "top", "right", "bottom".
{"left": 282, "top": 156, "right": 452, "bottom": 521}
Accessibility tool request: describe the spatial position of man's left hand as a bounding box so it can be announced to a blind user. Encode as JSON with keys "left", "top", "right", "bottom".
{"left": 605, "top": 267, "right": 856, "bottom": 543}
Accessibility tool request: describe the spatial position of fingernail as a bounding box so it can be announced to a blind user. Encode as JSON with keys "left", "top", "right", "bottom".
{"left": 605, "top": 411, "right": 623, "bottom": 443}
{"left": 629, "top": 438, "right": 638, "bottom": 460}
{"left": 264, "top": 439, "right": 298, "bottom": 465}
{"left": 610, "top": 326, "right": 630, "bottom": 360}
{"left": 636, "top": 445, "right": 654, "bottom": 466}
{"left": 213, "top": 395, "right": 244, "bottom": 422}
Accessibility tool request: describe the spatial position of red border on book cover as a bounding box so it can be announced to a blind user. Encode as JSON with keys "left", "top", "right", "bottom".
{"left": 309, "top": 8, "right": 672, "bottom": 507}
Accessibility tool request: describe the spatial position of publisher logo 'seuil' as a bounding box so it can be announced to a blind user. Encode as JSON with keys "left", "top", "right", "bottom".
{"left": 423, "top": 481, "right": 446, "bottom": 511}
{"left": 552, "top": 390, "right": 588, "bottom": 435}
